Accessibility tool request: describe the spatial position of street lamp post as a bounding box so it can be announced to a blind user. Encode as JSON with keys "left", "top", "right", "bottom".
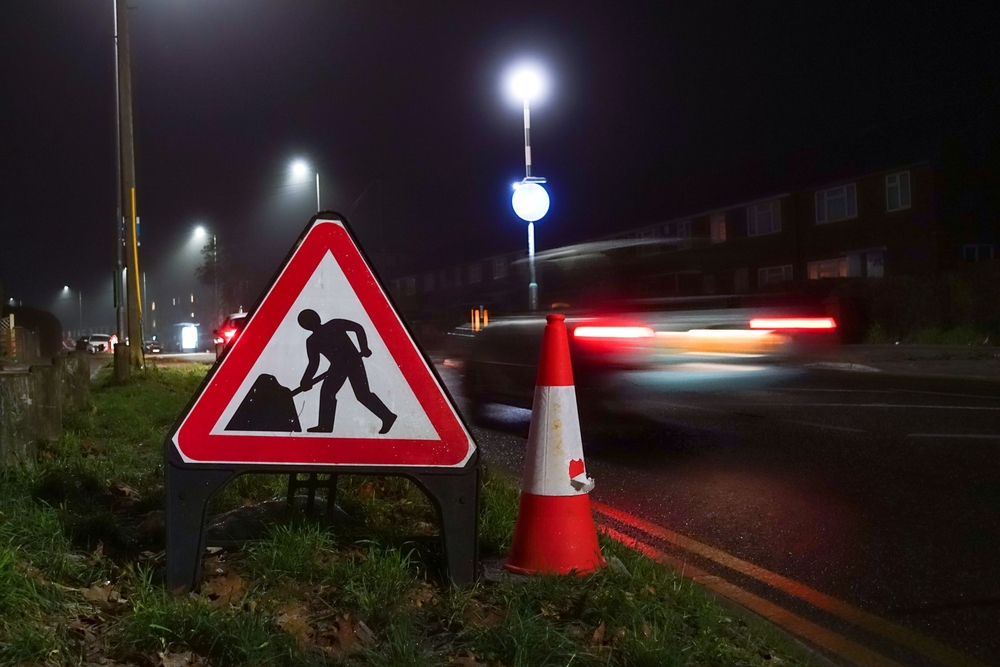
{"left": 194, "top": 226, "right": 218, "bottom": 325}
{"left": 505, "top": 63, "right": 551, "bottom": 311}
{"left": 63, "top": 286, "right": 83, "bottom": 332}
{"left": 291, "top": 159, "right": 321, "bottom": 212}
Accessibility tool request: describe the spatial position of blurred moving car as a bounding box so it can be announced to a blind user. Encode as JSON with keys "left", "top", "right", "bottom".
{"left": 85, "top": 333, "right": 112, "bottom": 354}
{"left": 144, "top": 339, "right": 163, "bottom": 354}
{"left": 214, "top": 312, "right": 248, "bottom": 358}
{"left": 462, "top": 295, "right": 837, "bottom": 423}
{"left": 75, "top": 336, "right": 90, "bottom": 352}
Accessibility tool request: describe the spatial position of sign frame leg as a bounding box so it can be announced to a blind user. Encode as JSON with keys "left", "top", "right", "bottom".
{"left": 410, "top": 465, "right": 480, "bottom": 586}
{"left": 165, "top": 463, "right": 236, "bottom": 592}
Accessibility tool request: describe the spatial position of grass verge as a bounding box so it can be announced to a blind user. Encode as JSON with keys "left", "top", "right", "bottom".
{"left": 0, "top": 362, "right": 815, "bottom": 666}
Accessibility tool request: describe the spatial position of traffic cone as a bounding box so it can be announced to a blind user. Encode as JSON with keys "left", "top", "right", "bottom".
{"left": 505, "top": 313, "right": 605, "bottom": 575}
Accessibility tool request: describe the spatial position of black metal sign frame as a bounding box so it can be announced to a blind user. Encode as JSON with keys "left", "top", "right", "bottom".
{"left": 163, "top": 212, "right": 479, "bottom": 592}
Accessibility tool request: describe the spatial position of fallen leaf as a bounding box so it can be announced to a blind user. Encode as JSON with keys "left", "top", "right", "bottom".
{"left": 202, "top": 572, "right": 245, "bottom": 605}
{"left": 158, "top": 650, "right": 207, "bottom": 667}
{"left": 642, "top": 622, "right": 652, "bottom": 638}
{"left": 276, "top": 603, "right": 314, "bottom": 646}
{"left": 113, "top": 482, "right": 139, "bottom": 498}
{"left": 318, "top": 614, "right": 373, "bottom": 657}
{"left": 591, "top": 622, "right": 606, "bottom": 646}
{"left": 410, "top": 582, "right": 436, "bottom": 608}
{"left": 80, "top": 583, "right": 113, "bottom": 605}
{"left": 452, "top": 650, "right": 485, "bottom": 666}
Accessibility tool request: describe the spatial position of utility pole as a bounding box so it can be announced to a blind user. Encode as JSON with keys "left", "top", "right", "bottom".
{"left": 114, "top": 0, "right": 143, "bottom": 373}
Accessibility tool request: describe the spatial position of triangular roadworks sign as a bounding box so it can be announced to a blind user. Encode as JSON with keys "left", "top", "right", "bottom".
{"left": 170, "top": 216, "right": 475, "bottom": 468}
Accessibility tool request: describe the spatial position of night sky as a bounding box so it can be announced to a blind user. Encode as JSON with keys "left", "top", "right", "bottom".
{"left": 1, "top": 1, "right": 997, "bottom": 329}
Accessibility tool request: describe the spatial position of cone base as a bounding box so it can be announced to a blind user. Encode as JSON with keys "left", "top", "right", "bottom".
{"left": 505, "top": 492, "right": 605, "bottom": 575}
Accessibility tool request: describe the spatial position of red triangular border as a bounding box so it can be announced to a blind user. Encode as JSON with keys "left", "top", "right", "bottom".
{"left": 172, "top": 219, "right": 474, "bottom": 467}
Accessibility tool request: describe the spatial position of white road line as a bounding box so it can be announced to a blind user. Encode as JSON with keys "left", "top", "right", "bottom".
{"left": 906, "top": 433, "right": 1000, "bottom": 440}
{"left": 783, "top": 420, "right": 867, "bottom": 433}
{"left": 775, "top": 388, "right": 894, "bottom": 394}
{"left": 731, "top": 403, "right": 1000, "bottom": 411}
{"left": 776, "top": 387, "right": 1000, "bottom": 402}
{"left": 897, "top": 389, "right": 1000, "bottom": 402}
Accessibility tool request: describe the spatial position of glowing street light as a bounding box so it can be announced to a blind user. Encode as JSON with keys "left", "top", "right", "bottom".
{"left": 192, "top": 225, "right": 219, "bottom": 324}
{"left": 62, "top": 285, "right": 83, "bottom": 330}
{"left": 504, "top": 61, "right": 551, "bottom": 311}
{"left": 289, "top": 158, "right": 321, "bottom": 212}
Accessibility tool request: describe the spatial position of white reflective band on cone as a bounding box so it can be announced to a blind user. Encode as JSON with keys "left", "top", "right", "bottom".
{"left": 522, "top": 385, "right": 594, "bottom": 496}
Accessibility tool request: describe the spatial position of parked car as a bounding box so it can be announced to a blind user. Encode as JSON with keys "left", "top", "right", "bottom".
{"left": 144, "top": 340, "right": 163, "bottom": 354}
{"left": 75, "top": 336, "right": 90, "bottom": 352}
{"left": 214, "top": 312, "right": 248, "bottom": 358}
{"left": 86, "top": 333, "right": 112, "bottom": 354}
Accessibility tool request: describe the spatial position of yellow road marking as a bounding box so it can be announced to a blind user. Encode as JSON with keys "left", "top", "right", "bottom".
{"left": 594, "top": 502, "right": 986, "bottom": 667}
{"left": 600, "top": 525, "right": 902, "bottom": 667}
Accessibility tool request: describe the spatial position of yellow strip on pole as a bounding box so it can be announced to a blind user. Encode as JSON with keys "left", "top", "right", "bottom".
{"left": 131, "top": 187, "right": 142, "bottom": 318}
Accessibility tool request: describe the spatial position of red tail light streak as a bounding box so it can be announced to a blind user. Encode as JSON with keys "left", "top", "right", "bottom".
{"left": 748, "top": 317, "right": 837, "bottom": 330}
{"left": 573, "top": 326, "right": 656, "bottom": 339}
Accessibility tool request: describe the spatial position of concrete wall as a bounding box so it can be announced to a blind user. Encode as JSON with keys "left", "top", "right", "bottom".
{"left": 0, "top": 353, "right": 90, "bottom": 469}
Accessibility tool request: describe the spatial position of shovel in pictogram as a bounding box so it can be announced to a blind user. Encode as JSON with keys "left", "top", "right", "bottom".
{"left": 225, "top": 371, "right": 329, "bottom": 433}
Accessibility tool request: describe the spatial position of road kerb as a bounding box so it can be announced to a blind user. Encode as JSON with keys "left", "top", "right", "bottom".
{"left": 594, "top": 502, "right": 988, "bottom": 667}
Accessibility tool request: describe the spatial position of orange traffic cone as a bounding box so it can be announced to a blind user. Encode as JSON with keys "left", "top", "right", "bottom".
{"left": 505, "top": 313, "right": 605, "bottom": 575}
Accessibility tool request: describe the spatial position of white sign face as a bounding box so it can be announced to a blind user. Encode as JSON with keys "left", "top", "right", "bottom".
{"left": 213, "top": 251, "right": 438, "bottom": 441}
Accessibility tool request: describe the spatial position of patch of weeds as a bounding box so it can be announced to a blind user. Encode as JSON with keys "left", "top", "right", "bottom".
{"left": 902, "top": 325, "right": 991, "bottom": 345}
{"left": 209, "top": 473, "right": 287, "bottom": 514}
{"left": 863, "top": 322, "right": 894, "bottom": 344}
{"left": 246, "top": 522, "right": 335, "bottom": 582}
{"left": 362, "top": 614, "right": 435, "bottom": 667}
{"left": 336, "top": 543, "right": 420, "bottom": 623}
{"left": 0, "top": 621, "right": 66, "bottom": 666}
{"left": 478, "top": 468, "right": 519, "bottom": 557}
{"left": 0, "top": 474, "right": 83, "bottom": 584}
{"left": 31, "top": 466, "right": 142, "bottom": 557}
{"left": 112, "top": 566, "right": 302, "bottom": 667}
{"left": 336, "top": 476, "right": 437, "bottom": 541}
{"left": 0, "top": 545, "right": 55, "bottom": 619}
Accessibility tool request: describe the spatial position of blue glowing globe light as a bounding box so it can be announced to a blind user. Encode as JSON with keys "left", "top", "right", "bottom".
{"left": 511, "top": 182, "right": 550, "bottom": 222}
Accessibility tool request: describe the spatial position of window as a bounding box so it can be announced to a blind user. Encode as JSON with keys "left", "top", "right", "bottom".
{"left": 439, "top": 270, "right": 449, "bottom": 289}
{"left": 662, "top": 220, "right": 692, "bottom": 250}
{"left": 758, "top": 264, "right": 793, "bottom": 286}
{"left": 867, "top": 251, "right": 884, "bottom": 277}
{"left": 807, "top": 258, "right": 847, "bottom": 279}
{"left": 190, "top": 294, "right": 195, "bottom": 303}
{"left": 423, "top": 273, "right": 435, "bottom": 292}
{"left": 469, "top": 263, "right": 482, "bottom": 283}
{"left": 172, "top": 297, "right": 177, "bottom": 306}
{"left": 886, "top": 171, "right": 911, "bottom": 212}
{"left": 151, "top": 301, "right": 155, "bottom": 311}
{"left": 404, "top": 277, "right": 416, "bottom": 296}
{"left": 492, "top": 257, "right": 507, "bottom": 279}
{"left": 963, "top": 244, "right": 994, "bottom": 261}
{"left": 747, "top": 200, "right": 781, "bottom": 236}
{"left": 710, "top": 213, "right": 726, "bottom": 243}
{"left": 815, "top": 184, "right": 857, "bottom": 223}
{"left": 454, "top": 267, "right": 463, "bottom": 287}
{"left": 702, "top": 274, "right": 716, "bottom": 295}
{"left": 638, "top": 229, "right": 660, "bottom": 257}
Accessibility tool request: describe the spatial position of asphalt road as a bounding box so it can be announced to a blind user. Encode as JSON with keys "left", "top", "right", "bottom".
{"left": 438, "top": 364, "right": 1000, "bottom": 666}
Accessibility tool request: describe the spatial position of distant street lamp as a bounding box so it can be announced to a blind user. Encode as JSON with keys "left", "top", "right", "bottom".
{"left": 290, "top": 158, "right": 321, "bottom": 212}
{"left": 62, "top": 285, "right": 83, "bottom": 331}
{"left": 505, "top": 62, "right": 551, "bottom": 311}
{"left": 193, "top": 226, "right": 218, "bottom": 325}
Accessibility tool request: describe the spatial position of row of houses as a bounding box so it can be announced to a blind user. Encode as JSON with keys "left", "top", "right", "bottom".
{"left": 387, "top": 161, "right": 997, "bottom": 319}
